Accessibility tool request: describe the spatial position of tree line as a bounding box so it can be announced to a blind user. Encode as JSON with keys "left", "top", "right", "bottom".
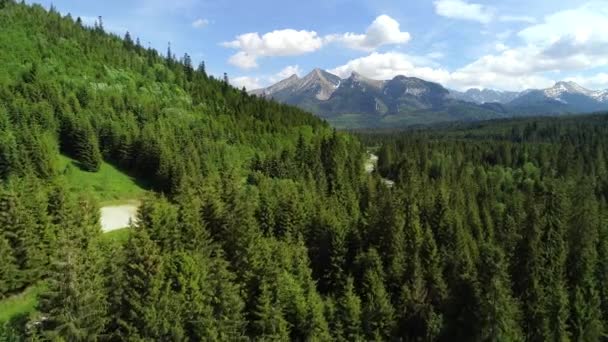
{"left": 1, "top": 1, "right": 607, "bottom": 340}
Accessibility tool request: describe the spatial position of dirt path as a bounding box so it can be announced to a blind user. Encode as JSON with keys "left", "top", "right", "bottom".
{"left": 100, "top": 201, "right": 140, "bottom": 233}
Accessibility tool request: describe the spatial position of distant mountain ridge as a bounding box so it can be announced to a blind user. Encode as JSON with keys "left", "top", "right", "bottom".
{"left": 448, "top": 88, "right": 521, "bottom": 104}
{"left": 251, "top": 69, "right": 608, "bottom": 128}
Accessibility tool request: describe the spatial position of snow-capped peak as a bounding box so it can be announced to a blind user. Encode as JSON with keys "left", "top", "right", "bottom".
{"left": 545, "top": 81, "right": 594, "bottom": 98}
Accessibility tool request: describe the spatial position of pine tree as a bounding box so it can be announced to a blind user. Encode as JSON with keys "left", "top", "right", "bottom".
{"left": 253, "top": 281, "right": 290, "bottom": 340}
{"left": 597, "top": 213, "right": 608, "bottom": 330}
{"left": 567, "top": 184, "right": 604, "bottom": 340}
{"left": 541, "top": 184, "right": 570, "bottom": 342}
{"left": 183, "top": 53, "right": 193, "bottom": 80}
{"left": 123, "top": 31, "right": 133, "bottom": 49}
{"left": 0, "top": 187, "right": 41, "bottom": 288}
{"left": 197, "top": 61, "right": 207, "bottom": 77}
{"left": 476, "top": 243, "right": 523, "bottom": 341}
{"left": 335, "top": 277, "right": 363, "bottom": 341}
{"left": 0, "top": 129, "right": 18, "bottom": 180}
{"left": 514, "top": 201, "right": 550, "bottom": 341}
{"left": 358, "top": 249, "right": 395, "bottom": 340}
{"left": 96, "top": 16, "right": 103, "bottom": 32}
{"left": 0, "top": 235, "right": 18, "bottom": 297}
{"left": 37, "top": 233, "right": 108, "bottom": 341}
{"left": 207, "top": 255, "right": 246, "bottom": 340}
{"left": 116, "top": 227, "right": 165, "bottom": 339}
{"left": 76, "top": 124, "right": 102, "bottom": 172}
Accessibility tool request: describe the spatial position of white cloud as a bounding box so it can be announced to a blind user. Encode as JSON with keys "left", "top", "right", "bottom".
{"left": 518, "top": 2, "right": 608, "bottom": 64}
{"left": 565, "top": 73, "right": 608, "bottom": 90}
{"left": 230, "top": 2, "right": 608, "bottom": 90}
{"left": 326, "top": 15, "right": 411, "bottom": 51}
{"left": 222, "top": 29, "right": 324, "bottom": 69}
{"left": 228, "top": 51, "right": 259, "bottom": 69}
{"left": 223, "top": 15, "right": 410, "bottom": 69}
{"left": 519, "top": 2, "right": 608, "bottom": 45}
{"left": 329, "top": 52, "right": 452, "bottom": 85}
{"left": 329, "top": 51, "right": 554, "bottom": 91}
{"left": 231, "top": 76, "right": 263, "bottom": 90}
{"left": 433, "top": 0, "right": 494, "bottom": 24}
{"left": 192, "top": 18, "right": 209, "bottom": 28}
{"left": 276, "top": 65, "right": 302, "bottom": 79}
{"left": 494, "top": 43, "right": 508, "bottom": 52}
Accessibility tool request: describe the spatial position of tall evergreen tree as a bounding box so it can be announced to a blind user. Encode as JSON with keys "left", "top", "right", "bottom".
{"left": 476, "top": 243, "right": 523, "bottom": 341}
{"left": 37, "top": 234, "right": 108, "bottom": 341}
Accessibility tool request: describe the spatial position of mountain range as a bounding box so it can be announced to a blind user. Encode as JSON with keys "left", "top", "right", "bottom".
{"left": 251, "top": 69, "right": 608, "bottom": 128}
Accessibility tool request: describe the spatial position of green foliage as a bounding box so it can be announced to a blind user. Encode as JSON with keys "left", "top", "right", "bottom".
{"left": 0, "top": 283, "right": 45, "bottom": 323}
{"left": 1, "top": 2, "right": 608, "bottom": 341}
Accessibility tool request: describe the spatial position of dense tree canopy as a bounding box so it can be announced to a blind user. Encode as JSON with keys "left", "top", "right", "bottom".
{"left": 0, "top": 1, "right": 607, "bottom": 341}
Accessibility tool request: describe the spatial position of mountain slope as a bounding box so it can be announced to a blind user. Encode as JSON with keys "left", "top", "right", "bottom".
{"left": 253, "top": 69, "right": 505, "bottom": 128}
{"left": 508, "top": 81, "right": 608, "bottom": 114}
{"left": 448, "top": 88, "right": 520, "bottom": 104}
{"left": 255, "top": 69, "right": 608, "bottom": 127}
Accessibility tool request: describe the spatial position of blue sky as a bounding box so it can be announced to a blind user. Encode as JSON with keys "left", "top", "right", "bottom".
{"left": 28, "top": 0, "right": 608, "bottom": 91}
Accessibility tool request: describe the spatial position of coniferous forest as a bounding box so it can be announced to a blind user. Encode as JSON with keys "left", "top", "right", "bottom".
{"left": 1, "top": 1, "right": 607, "bottom": 341}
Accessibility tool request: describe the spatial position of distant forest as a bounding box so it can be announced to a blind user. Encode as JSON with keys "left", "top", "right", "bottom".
{"left": 0, "top": 1, "right": 607, "bottom": 341}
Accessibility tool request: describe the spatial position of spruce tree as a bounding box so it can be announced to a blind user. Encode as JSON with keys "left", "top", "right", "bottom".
{"left": 567, "top": 184, "right": 604, "bottom": 340}
{"left": 335, "top": 277, "right": 363, "bottom": 341}
{"left": 0, "top": 235, "right": 18, "bottom": 297}
{"left": 37, "top": 233, "right": 108, "bottom": 341}
{"left": 116, "top": 227, "right": 165, "bottom": 339}
{"left": 476, "top": 243, "right": 523, "bottom": 341}
{"left": 253, "top": 281, "right": 290, "bottom": 340}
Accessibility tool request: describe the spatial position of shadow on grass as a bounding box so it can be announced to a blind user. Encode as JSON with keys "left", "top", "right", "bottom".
{"left": 64, "top": 157, "right": 154, "bottom": 193}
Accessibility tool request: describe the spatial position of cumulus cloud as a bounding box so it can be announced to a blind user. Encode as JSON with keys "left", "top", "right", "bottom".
{"left": 192, "top": 18, "right": 209, "bottom": 28}
{"left": 276, "top": 65, "right": 302, "bottom": 78}
{"left": 433, "top": 0, "right": 494, "bottom": 24}
{"left": 222, "top": 29, "right": 324, "bottom": 69}
{"left": 326, "top": 15, "right": 410, "bottom": 51}
{"left": 329, "top": 51, "right": 554, "bottom": 91}
{"left": 223, "top": 15, "right": 410, "bottom": 68}
{"left": 518, "top": 2, "right": 608, "bottom": 65}
{"left": 329, "top": 52, "right": 452, "bottom": 84}
{"left": 231, "top": 76, "right": 263, "bottom": 90}
{"left": 230, "top": 2, "right": 608, "bottom": 91}
{"left": 434, "top": 0, "right": 537, "bottom": 25}
{"left": 565, "top": 73, "right": 608, "bottom": 90}
{"left": 518, "top": 2, "right": 608, "bottom": 44}
{"left": 228, "top": 52, "right": 259, "bottom": 69}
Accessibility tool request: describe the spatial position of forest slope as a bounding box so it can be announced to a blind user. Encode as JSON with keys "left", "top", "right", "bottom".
{"left": 1, "top": 1, "right": 607, "bottom": 341}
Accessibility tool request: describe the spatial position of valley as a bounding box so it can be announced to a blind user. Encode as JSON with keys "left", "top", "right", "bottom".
{"left": 1, "top": 1, "right": 607, "bottom": 341}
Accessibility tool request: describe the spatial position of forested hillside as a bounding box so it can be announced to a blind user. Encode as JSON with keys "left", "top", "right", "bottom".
{"left": 363, "top": 114, "right": 608, "bottom": 341}
{"left": 1, "top": 1, "right": 607, "bottom": 341}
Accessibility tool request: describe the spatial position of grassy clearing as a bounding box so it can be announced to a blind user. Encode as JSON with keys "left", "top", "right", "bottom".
{"left": 101, "top": 227, "right": 131, "bottom": 244}
{"left": 58, "top": 155, "right": 148, "bottom": 203}
{"left": 0, "top": 283, "right": 46, "bottom": 323}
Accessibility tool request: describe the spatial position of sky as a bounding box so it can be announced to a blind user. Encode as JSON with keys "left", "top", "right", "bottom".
{"left": 28, "top": 0, "right": 608, "bottom": 92}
